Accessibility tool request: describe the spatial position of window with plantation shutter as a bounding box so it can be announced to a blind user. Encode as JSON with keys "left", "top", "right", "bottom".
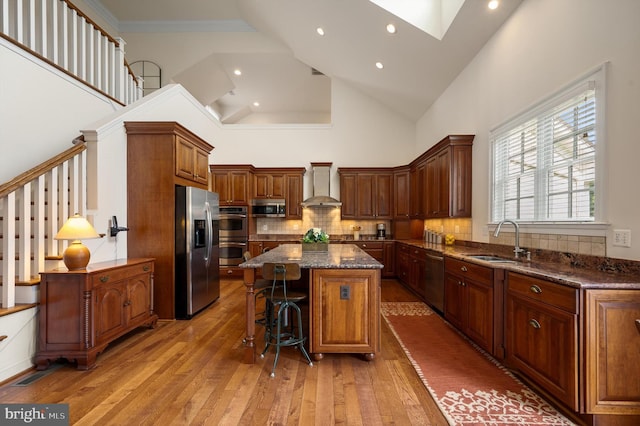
{"left": 491, "top": 66, "right": 605, "bottom": 224}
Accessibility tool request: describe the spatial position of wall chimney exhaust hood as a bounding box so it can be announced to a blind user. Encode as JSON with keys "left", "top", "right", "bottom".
{"left": 301, "top": 162, "right": 342, "bottom": 208}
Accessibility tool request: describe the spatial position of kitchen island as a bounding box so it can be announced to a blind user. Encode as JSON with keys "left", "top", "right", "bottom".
{"left": 239, "top": 244, "right": 383, "bottom": 364}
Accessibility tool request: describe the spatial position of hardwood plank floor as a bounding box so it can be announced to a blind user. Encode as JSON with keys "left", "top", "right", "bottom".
{"left": 0, "top": 278, "right": 448, "bottom": 425}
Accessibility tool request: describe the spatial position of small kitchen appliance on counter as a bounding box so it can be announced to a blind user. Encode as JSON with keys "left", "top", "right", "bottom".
{"left": 376, "top": 223, "right": 386, "bottom": 239}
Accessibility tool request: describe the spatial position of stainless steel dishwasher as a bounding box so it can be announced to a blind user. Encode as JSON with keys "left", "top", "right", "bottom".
{"left": 424, "top": 252, "right": 444, "bottom": 313}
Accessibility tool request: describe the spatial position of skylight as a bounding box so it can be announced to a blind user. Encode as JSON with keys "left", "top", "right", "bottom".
{"left": 368, "top": 0, "right": 466, "bottom": 40}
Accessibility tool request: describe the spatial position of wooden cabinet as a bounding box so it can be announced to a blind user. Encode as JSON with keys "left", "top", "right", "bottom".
{"left": 285, "top": 171, "right": 304, "bottom": 218}
{"left": 395, "top": 243, "right": 410, "bottom": 286}
{"left": 125, "top": 121, "right": 214, "bottom": 319}
{"left": 36, "top": 259, "right": 157, "bottom": 370}
{"left": 175, "top": 135, "right": 210, "bottom": 186}
{"left": 444, "top": 257, "right": 494, "bottom": 354}
{"left": 409, "top": 159, "right": 426, "bottom": 218}
{"left": 351, "top": 241, "right": 394, "bottom": 278}
{"left": 248, "top": 241, "right": 281, "bottom": 258}
{"left": 394, "top": 243, "right": 427, "bottom": 298}
{"left": 309, "top": 268, "right": 380, "bottom": 359}
{"left": 251, "top": 167, "right": 305, "bottom": 218}
{"left": 425, "top": 135, "right": 473, "bottom": 218}
{"left": 585, "top": 290, "right": 640, "bottom": 415}
{"left": 505, "top": 272, "right": 578, "bottom": 410}
{"left": 209, "top": 165, "right": 251, "bottom": 205}
{"left": 338, "top": 168, "right": 393, "bottom": 219}
{"left": 393, "top": 166, "right": 411, "bottom": 219}
{"left": 253, "top": 172, "right": 286, "bottom": 199}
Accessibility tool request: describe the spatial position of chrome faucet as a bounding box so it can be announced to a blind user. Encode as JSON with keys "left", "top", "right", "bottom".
{"left": 494, "top": 219, "right": 526, "bottom": 258}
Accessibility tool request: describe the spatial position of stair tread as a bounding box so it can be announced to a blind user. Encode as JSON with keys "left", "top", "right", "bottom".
{"left": 0, "top": 303, "right": 38, "bottom": 318}
{"left": 0, "top": 277, "right": 41, "bottom": 286}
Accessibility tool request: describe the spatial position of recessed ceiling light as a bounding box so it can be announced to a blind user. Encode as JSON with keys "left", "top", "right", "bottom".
{"left": 488, "top": 1, "right": 499, "bottom": 10}
{"left": 375, "top": 62, "right": 384, "bottom": 69}
{"left": 253, "top": 101, "right": 260, "bottom": 107}
{"left": 386, "top": 23, "right": 396, "bottom": 34}
{"left": 233, "top": 69, "right": 242, "bottom": 76}
{"left": 316, "top": 27, "right": 325, "bottom": 36}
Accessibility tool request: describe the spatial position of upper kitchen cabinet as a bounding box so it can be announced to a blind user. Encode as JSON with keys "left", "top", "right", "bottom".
{"left": 393, "top": 166, "right": 411, "bottom": 220}
{"left": 284, "top": 170, "right": 305, "bottom": 219}
{"left": 252, "top": 167, "right": 306, "bottom": 218}
{"left": 425, "top": 135, "right": 473, "bottom": 218}
{"left": 252, "top": 170, "right": 286, "bottom": 199}
{"left": 338, "top": 168, "right": 393, "bottom": 220}
{"left": 209, "top": 165, "right": 252, "bottom": 205}
{"left": 175, "top": 135, "right": 210, "bottom": 186}
{"left": 409, "top": 160, "right": 426, "bottom": 218}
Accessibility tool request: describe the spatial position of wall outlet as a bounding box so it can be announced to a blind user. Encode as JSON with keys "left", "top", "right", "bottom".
{"left": 262, "top": 224, "right": 268, "bottom": 231}
{"left": 613, "top": 229, "right": 631, "bottom": 247}
{"left": 293, "top": 223, "right": 299, "bottom": 230}
{"left": 340, "top": 285, "right": 350, "bottom": 300}
{"left": 454, "top": 225, "right": 460, "bottom": 233}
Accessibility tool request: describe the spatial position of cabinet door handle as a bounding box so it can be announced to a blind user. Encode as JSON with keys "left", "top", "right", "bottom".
{"left": 100, "top": 275, "right": 109, "bottom": 283}
{"left": 460, "top": 266, "right": 467, "bottom": 272}
{"left": 635, "top": 319, "right": 640, "bottom": 333}
{"left": 529, "top": 285, "right": 542, "bottom": 294}
{"left": 143, "top": 265, "right": 150, "bottom": 272}
{"left": 529, "top": 319, "right": 541, "bottom": 329}
{"left": 123, "top": 300, "right": 131, "bottom": 307}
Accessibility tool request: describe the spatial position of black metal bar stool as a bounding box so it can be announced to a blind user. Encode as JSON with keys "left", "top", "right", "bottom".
{"left": 260, "top": 262, "right": 313, "bottom": 377}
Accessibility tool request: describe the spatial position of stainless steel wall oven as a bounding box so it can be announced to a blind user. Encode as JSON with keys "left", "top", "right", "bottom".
{"left": 219, "top": 206, "right": 248, "bottom": 267}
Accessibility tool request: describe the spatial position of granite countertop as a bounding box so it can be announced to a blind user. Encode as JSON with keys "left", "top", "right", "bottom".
{"left": 239, "top": 244, "right": 383, "bottom": 269}
{"left": 396, "top": 239, "right": 640, "bottom": 290}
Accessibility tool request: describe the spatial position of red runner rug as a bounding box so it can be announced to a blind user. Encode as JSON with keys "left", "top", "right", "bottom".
{"left": 382, "top": 302, "right": 576, "bottom": 425}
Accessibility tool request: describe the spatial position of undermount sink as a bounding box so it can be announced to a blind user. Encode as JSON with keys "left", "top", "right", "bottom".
{"left": 466, "top": 254, "right": 518, "bottom": 264}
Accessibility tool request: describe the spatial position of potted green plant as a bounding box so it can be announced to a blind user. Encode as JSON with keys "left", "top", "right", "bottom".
{"left": 302, "top": 228, "right": 329, "bottom": 251}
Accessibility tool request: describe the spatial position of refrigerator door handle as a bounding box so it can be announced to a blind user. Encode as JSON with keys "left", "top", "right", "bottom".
{"left": 204, "top": 202, "right": 212, "bottom": 267}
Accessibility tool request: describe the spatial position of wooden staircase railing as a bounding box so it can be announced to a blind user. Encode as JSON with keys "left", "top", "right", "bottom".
{"left": 0, "top": 0, "right": 142, "bottom": 105}
{"left": 0, "top": 140, "right": 87, "bottom": 308}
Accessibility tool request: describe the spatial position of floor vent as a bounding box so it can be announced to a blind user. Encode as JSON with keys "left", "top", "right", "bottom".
{"left": 12, "top": 363, "right": 64, "bottom": 386}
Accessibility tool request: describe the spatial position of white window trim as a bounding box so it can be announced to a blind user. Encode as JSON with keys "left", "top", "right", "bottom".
{"left": 488, "top": 62, "right": 609, "bottom": 236}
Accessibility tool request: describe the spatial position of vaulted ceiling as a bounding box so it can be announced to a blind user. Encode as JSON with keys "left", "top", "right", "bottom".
{"left": 93, "top": 0, "right": 523, "bottom": 124}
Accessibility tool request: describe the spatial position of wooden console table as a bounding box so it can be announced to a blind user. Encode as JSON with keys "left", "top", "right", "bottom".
{"left": 36, "top": 258, "right": 157, "bottom": 370}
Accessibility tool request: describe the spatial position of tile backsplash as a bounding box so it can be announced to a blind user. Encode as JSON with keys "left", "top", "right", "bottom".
{"left": 255, "top": 208, "right": 390, "bottom": 238}
{"left": 256, "top": 213, "right": 606, "bottom": 256}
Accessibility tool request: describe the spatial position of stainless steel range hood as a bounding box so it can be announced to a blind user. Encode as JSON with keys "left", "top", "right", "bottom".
{"left": 301, "top": 162, "right": 342, "bottom": 208}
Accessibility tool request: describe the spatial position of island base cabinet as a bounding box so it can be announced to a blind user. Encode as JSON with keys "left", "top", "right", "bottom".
{"left": 585, "top": 290, "right": 640, "bottom": 415}
{"left": 309, "top": 269, "right": 380, "bottom": 359}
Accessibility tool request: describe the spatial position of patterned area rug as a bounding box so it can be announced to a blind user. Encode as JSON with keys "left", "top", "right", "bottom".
{"left": 381, "top": 302, "right": 576, "bottom": 425}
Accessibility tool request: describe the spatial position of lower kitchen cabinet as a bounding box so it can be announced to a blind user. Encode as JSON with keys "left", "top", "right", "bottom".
{"left": 394, "top": 243, "right": 428, "bottom": 298}
{"left": 36, "top": 259, "right": 157, "bottom": 370}
{"left": 505, "top": 272, "right": 640, "bottom": 423}
{"left": 444, "top": 257, "right": 495, "bottom": 355}
{"left": 585, "top": 289, "right": 640, "bottom": 415}
{"left": 505, "top": 272, "right": 579, "bottom": 410}
{"left": 351, "top": 241, "right": 395, "bottom": 278}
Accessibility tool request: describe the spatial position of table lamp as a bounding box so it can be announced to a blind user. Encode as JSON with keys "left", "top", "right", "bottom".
{"left": 54, "top": 213, "right": 101, "bottom": 270}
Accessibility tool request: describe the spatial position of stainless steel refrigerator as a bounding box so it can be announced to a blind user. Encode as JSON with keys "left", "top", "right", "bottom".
{"left": 175, "top": 186, "right": 220, "bottom": 319}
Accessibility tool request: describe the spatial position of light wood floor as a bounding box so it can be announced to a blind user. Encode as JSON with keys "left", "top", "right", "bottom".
{"left": 0, "top": 279, "right": 448, "bottom": 425}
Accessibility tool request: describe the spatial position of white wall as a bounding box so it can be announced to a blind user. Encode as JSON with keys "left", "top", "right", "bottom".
{"left": 81, "top": 79, "right": 415, "bottom": 263}
{"left": 416, "top": 0, "right": 640, "bottom": 261}
{"left": 0, "top": 40, "right": 119, "bottom": 183}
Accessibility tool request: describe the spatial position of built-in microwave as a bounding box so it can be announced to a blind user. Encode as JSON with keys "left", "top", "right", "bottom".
{"left": 251, "top": 199, "right": 286, "bottom": 218}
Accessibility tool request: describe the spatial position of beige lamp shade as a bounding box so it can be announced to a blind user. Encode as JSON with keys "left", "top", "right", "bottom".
{"left": 55, "top": 214, "right": 101, "bottom": 270}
